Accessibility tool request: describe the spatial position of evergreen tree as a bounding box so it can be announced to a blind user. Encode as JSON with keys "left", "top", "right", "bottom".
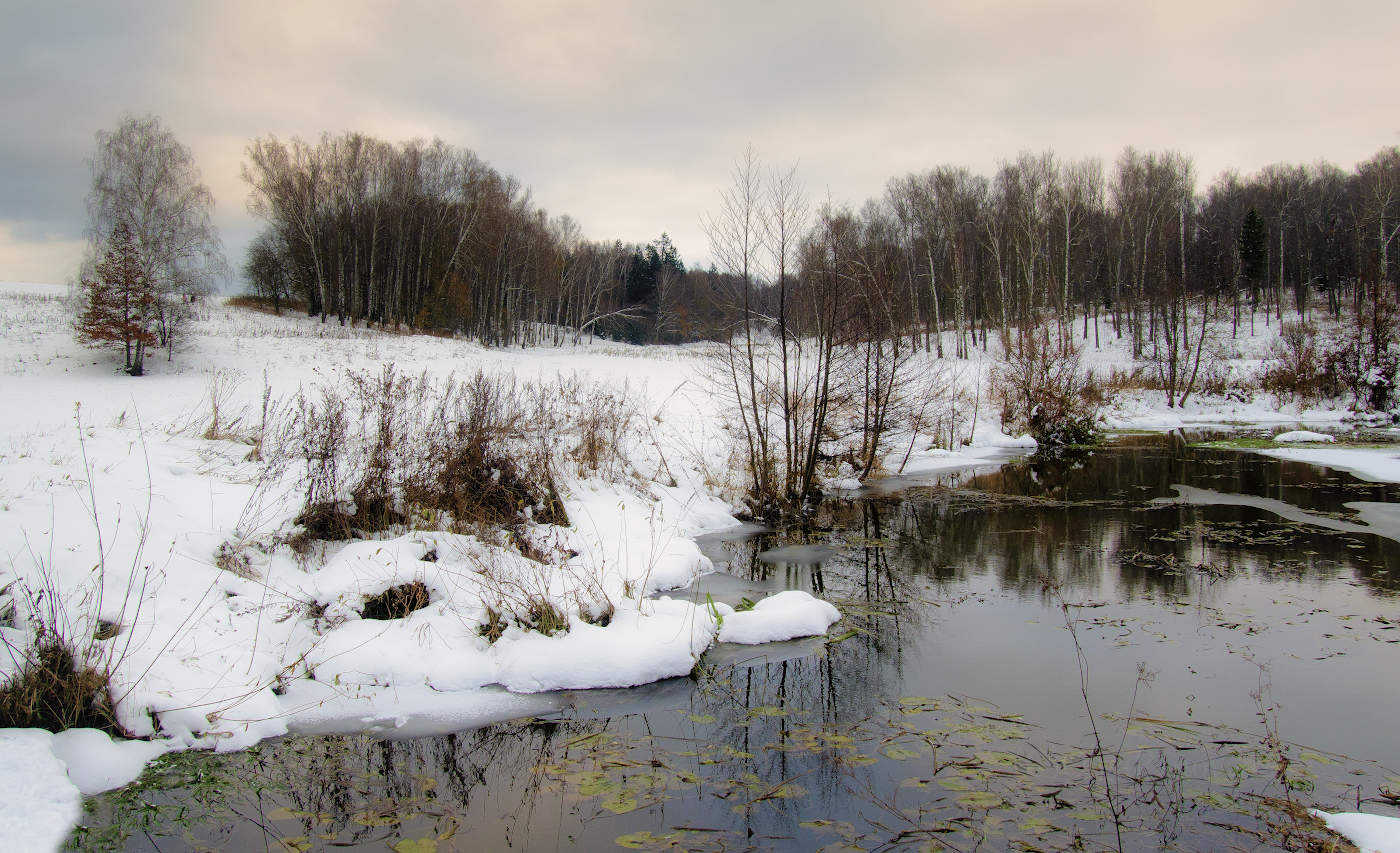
{"left": 1238, "top": 208, "right": 1268, "bottom": 290}
{"left": 75, "top": 223, "right": 159, "bottom": 375}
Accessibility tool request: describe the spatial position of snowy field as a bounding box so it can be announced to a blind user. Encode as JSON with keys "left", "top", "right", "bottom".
{"left": 1, "top": 281, "right": 1396, "bottom": 851}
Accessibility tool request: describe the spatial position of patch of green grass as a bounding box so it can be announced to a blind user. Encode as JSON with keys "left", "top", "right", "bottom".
{"left": 1195, "top": 437, "right": 1394, "bottom": 450}
{"left": 1192, "top": 437, "right": 1286, "bottom": 450}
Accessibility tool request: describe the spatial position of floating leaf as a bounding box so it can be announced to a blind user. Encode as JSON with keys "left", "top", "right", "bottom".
{"left": 601, "top": 789, "right": 640, "bottom": 814}
{"left": 749, "top": 705, "right": 786, "bottom": 717}
{"left": 1299, "top": 750, "right": 1339, "bottom": 766}
{"left": 765, "top": 782, "right": 806, "bottom": 799}
{"left": 581, "top": 778, "right": 622, "bottom": 797}
{"left": 956, "top": 791, "right": 1006, "bottom": 810}
{"left": 800, "top": 819, "right": 857, "bottom": 838}
{"left": 350, "top": 810, "right": 401, "bottom": 827}
{"left": 626, "top": 772, "right": 668, "bottom": 791}
{"left": 1018, "top": 817, "right": 1059, "bottom": 834}
{"left": 279, "top": 838, "right": 313, "bottom": 853}
{"left": 880, "top": 744, "right": 922, "bottom": 760}
{"left": 974, "top": 751, "right": 1026, "bottom": 768}
{"left": 390, "top": 840, "right": 437, "bottom": 853}
{"left": 688, "top": 714, "right": 715, "bottom": 724}
{"left": 615, "top": 830, "right": 673, "bottom": 849}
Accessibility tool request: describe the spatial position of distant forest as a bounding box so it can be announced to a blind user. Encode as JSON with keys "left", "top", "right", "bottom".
{"left": 240, "top": 133, "right": 1400, "bottom": 351}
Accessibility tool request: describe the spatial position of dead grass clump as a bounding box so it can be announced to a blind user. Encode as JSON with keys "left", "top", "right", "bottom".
{"left": 360, "top": 581, "right": 431, "bottom": 620}
{"left": 479, "top": 607, "right": 507, "bottom": 643}
{"left": 292, "top": 501, "right": 358, "bottom": 543}
{"left": 0, "top": 634, "right": 120, "bottom": 733}
{"left": 559, "top": 378, "right": 638, "bottom": 479}
{"left": 294, "top": 388, "right": 349, "bottom": 519}
{"left": 1102, "top": 364, "right": 1160, "bottom": 393}
{"left": 215, "top": 541, "right": 259, "bottom": 580}
{"left": 224, "top": 293, "right": 308, "bottom": 314}
{"left": 268, "top": 368, "right": 635, "bottom": 549}
{"left": 201, "top": 369, "right": 247, "bottom": 441}
{"left": 1260, "top": 320, "right": 1328, "bottom": 405}
{"left": 347, "top": 493, "right": 406, "bottom": 532}
{"left": 437, "top": 441, "right": 566, "bottom": 528}
{"left": 404, "top": 372, "right": 569, "bottom": 536}
{"left": 992, "top": 325, "right": 1105, "bottom": 448}
{"left": 521, "top": 595, "right": 570, "bottom": 636}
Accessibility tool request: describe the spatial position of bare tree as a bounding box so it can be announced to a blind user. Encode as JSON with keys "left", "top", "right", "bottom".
{"left": 85, "top": 114, "right": 227, "bottom": 358}
{"left": 764, "top": 162, "right": 809, "bottom": 490}
{"left": 702, "top": 146, "right": 776, "bottom": 505}
{"left": 1355, "top": 146, "right": 1400, "bottom": 299}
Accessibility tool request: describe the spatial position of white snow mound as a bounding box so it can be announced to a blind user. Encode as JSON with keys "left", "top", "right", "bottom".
{"left": 1274, "top": 430, "right": 1336, "bottom": 443}
{"left": 0, "top": 730, "right": 81, "bottom": 853}
{"left": 50, "top": 728, "right": 174, "bottom": 795}
{"left": 1310, "top": 810, "right": 1400, "bottom": 853}
{"left": 715, "top": 590, "right": 841, "bottom": 644}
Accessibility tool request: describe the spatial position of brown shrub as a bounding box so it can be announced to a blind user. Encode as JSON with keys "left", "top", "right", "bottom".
{"left": 991, "top": 325, "right": 1106, "bottom": 448}
{"left": 0, "top": 635, "right": 120, "bottom": 733}
{"left": 224, "top": 293, "right": 308, "bottom": 314}
{"left": 1260, "top": 321, "right": 1326, "bottom": 405}
{"left": 361, "top": 582, "right": 431, "bottom": 620}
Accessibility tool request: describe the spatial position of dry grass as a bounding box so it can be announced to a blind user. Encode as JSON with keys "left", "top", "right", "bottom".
{"left": 0, "top": 631, "right": 120, "bottom": 733}
{"left": 259, "top": 367, "right": 648, "bottom": 551}
{"left": 224, "top": 293, "right": 309, "bottom": 315}
{"left": 991, "top": 325, "right": 1106, "bottom": 447}
{"left": 360, "top": 582, "right": 431, "bottom": 620}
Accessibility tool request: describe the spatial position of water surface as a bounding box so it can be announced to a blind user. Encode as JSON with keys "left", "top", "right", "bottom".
{"left": 73, "top": 433, "right": 1400, "bottom": 851}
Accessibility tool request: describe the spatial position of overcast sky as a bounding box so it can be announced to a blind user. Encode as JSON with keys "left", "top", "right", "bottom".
{"left": 3, "top": 0, "right": 1397, "bottom": 286}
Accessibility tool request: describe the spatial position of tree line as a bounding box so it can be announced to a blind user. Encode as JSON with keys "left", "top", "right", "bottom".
{"left": 241, "top": 133, "right": 1400, "bottom": 353}
{"left": 75, "top": 115, "right": 1400, "bottom": 369}
{"left": 241, "top": 133, "right": 737, "bottom": 345}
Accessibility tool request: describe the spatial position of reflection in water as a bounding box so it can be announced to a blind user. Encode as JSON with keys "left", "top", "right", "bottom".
{"left": 74, "top": 434, "right": 1400, "bottom": 852}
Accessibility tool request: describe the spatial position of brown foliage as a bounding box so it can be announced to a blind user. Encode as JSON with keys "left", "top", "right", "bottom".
{"left": 0, "top": 633, "right": 120, "bottom": 733}
{"left": 75, "top": 223, "right": 159, "bottom": 375}
{"left": 360, "top": 582, "right": 431, "bottom": 620}
{"left": 991, "top": 325, "right": 1105, "bottom": 447}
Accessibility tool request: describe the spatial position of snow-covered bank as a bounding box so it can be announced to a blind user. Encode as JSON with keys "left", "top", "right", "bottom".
{"left": 0, "top": 284, "right": 908, "bottom": 848}
{"left": 1257, "top": 444, "right": 1400, "bottom": 483}
{"left": 5, "top": 282, "right": 1398, "bottom": 850}
{"left": 1310, "top": 810, "right": 1400, "bottom": 853}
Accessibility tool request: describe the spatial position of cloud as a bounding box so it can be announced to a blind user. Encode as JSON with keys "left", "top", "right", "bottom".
{"left": 0, "top": 223, "right": 85, "bottom": 285}
{"left": 1, "top": 0, "right": 1397, "bottom": 280}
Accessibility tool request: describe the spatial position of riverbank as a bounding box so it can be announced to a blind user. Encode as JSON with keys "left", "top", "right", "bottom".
{"left": 0, "top": 282, "right": 1391, "bottom": 850}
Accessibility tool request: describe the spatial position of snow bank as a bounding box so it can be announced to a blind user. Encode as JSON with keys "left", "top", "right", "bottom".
{"left": 1256, "top": 446, "right": 1400, "bottom": 483}
{"left": 10, "top": 284, "right": 1388, "bottom": 847}
{"left": 49, "top": 728, "right": 174, "bottom": 795}
{"left": 715, "top": 590, "right": 841, "bottom": 645}
{"left": 0, "top": 730, "right": 81, "bottom": 853}
{"left": 1274, "top": 430, "right": 1336, "bottom": 443}
{"left": 495, "top": 597, "right": 718, "bottom": 692}
{"left": 1310, "top": 810, "right": 1400, "bottom": 853}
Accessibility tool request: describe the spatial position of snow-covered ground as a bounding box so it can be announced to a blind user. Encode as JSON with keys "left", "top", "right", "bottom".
{"left": 1, "top": 282, "right": 1395, "bottom": 850}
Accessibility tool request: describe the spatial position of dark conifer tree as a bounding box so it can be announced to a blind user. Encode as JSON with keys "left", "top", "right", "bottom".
{"left": 1238, "top": 208, "right": 1268, "bottom": 301}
